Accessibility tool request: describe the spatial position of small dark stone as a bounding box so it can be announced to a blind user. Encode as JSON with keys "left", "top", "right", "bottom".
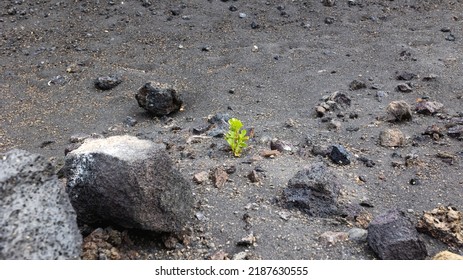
{"left": 329, "top": 144, "right": 351, "bottom": 165}
{"left": 324, "top": 17, "right": 335, "bottom": 24}
{"left": 191, "top": 124, "right": 211, "bottom": 135}
{"left": 358, "top": 157, "right": 375, "bottom": 167}
{"left": 440, "top": 27, "right": 451, "bottom": 32}
{"left": 396, "top": 71, "right": 417, "bottom": 81}
{"left": 225, "top": 165, "right": 236, "bottom": 174}
{"left": 40, "top": 140, "right": 55, "bottom": 148}
{"left": 360, "top": 201, "right": 374, "bottom": 208}
{"left": 135, "top": 82, "right": 183, "bottom": 116}
{"left": 409, "top": 178, "right": 419, "bottom": 185}
{"left": 141, "top": 0, "right": 152, "bottom": 7}
{"left": 250, "top": 21, "right": 259, "bottom": 29}
{"left": 170, "top": 8, "right": 181, "bottom": 16}
{"left": 254, "top": 166, "right": 266, "bottom": 173}
{"left": 322, "top": 0, "right": 336, "bottom": 7}
{"left": 349, "top": 79, "right": 367, "bottom": 90}
{"left": 283, "top": 162, "right": 342, "bottom": 217}
{"left": 95, "top": 76, "right": 122, "bottom": 90}
{"left": 123, "top": 116, "right": 137, "bottom": 127}
{"left": 270, "top": 139, "right": 291, "bottom": 152}
{"left": 247, "top": 170, "right": 260, "bottom": 183}
{"left": 229, "top": 5, "right": 237, "bottom": 11}
{"left": 330, "top": 91, "right": 351, "bottom": 108}
{"left": 346, "top": 126, "right": 360, "bottom": 132}
{"left": 349, "top": 113, "right": 359, "bottom": 119}
{"left": 201, "top": 46, "right": 212, "bottom": 51}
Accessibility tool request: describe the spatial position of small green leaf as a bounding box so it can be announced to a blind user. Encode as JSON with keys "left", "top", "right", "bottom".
{"left": 224, "top": 118, "right": 249, "bottom": 157}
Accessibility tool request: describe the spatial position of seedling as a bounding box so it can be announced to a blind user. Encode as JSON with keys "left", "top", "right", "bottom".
{"left": 225, "top": 118, "right": 249, "bottom": 157}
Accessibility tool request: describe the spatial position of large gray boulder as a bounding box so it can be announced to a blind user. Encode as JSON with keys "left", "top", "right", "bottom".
{"left": 62, "top": 135, "right": 194, "bottom": 233}
{"left": 0, "top": 149, "right": 82, "bottom": 259}
{"left": 367, "top": 209, "right": 427, "bottom": 260}
{"left": 283, "top": 162, "right": 341, "bottom": 217}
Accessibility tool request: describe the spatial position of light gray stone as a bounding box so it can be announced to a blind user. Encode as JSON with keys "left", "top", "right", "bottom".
{"left": 0, "top": 149, "right": 82, "bottom": 259}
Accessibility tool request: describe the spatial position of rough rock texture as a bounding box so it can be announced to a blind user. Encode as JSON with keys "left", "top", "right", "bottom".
{"left": 62, "top": 135, "right": 194, "bottom": 233}
{"left": 94, "top": 75, "right": 122, "bottom": 90}
{"left": 415, "top": 100, "right": 444, "bottom": 115}
{"left": 432, "top": 251, "right": 463, "bottom": 260}
{"left": 367, "top": 209, "right": 427, "bottom": 260}
{"left": 416, "top": 206, "right": 463, "bottom": 247}
{"left": 81, "top": 227, "right": 124, "bottom": 260}
{"left": 329, "top": 144, "right": 351, "bottom": 165}
{"left": 379, "top": 128, "right": 406, "bottom": 147}
{"left": 0, "top": 149, "right": 82, "bottom": 260}
{"left": 283, "top": 162, "right": 341, "bottom": 217}
{"left": 135, "top": 82, "right": 183, "bottom": 116}
{"left": 386, "top": 100, "right": 412, "bottom": 122}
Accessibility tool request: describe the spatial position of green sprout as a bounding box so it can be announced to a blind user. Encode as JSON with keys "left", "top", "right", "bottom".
{"left": 225, "top": 118, "right": 249, "bottom": 157}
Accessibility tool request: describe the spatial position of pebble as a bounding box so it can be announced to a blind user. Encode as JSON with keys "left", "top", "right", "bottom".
{"left": 447, "top": 125, "right": 463, "bottom": 138}
{"left": 327, "top": 120, "right": 341, "bottom": 131}
{"left": 277, "top": 210, "right": 291, "bottom": 221}
{"left": 260, "top": 150, "right": 281, "bottom": 158}
{"left": 348, "top": 228, "right": 368, "bottom": 242}
{"left": 239, "top": 13, "right": 247, "bottom": 18}
{"left": 237, "top": 232, "right": 257, "bottom": 247}
{"left": 379, "top": 129, "right": 406, "bottom": 147}
{"left": 415, "top": 100, "right": 444, "bottom": 115}
{"left": 322, "top": 0, "right": 336, "bottom": 7}
{"left": 270, "top": 139, "right": 292, "bottom": 152}
{"left": 422, "top": 74, "right": 438, "bottom": 81}
{"left": 247, "top": 170, "right": 260, "bottom": 183}
{"left": 324, "top": 17, "right": 335, "bottom": 24}
{"left": 445, "top": 34, "right": 456, "bottom": 41}
{"left": 123, "top": 116, "right": 137, "bottom": 127}
{"left": 193, "top": 171, "right": 209, "bottom": 184}
{"left": 357, "top": 156, "right": 375, "bottom": 167}
{"left": 48, "top": 75, "right": 68, "bottom": 86}
{"left": 349, "top": 79, "right": 367, "bottom": 90}
{"left": 211, "top": 167, "right": 228, "bottom": 188}
{"left": 319, "top": 231, "right": 348, "bottom": 245}
{"left": 201, "top": 46, "right": 212, "bottom": 52}
{"left": 397, "top": 83, "right": 413, "bottom": 92}
{"left": 386, "top": 100, "right": 412, "bottom": 122}
{"left": 376, "top": 91, "right": 388, "bottom": 102}
{"left": 329, "top": 144, "right": 351, "bottom": 165}
{"left": 396, "top": 71, "right": 416, "bottom": 81}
